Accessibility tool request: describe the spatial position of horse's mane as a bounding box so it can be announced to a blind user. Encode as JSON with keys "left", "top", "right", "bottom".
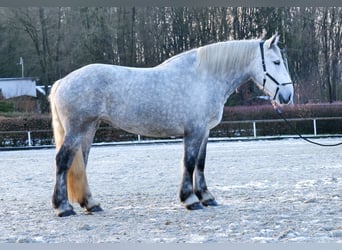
{"left": 196, "top": 40, "right": 260, "bottom": 76}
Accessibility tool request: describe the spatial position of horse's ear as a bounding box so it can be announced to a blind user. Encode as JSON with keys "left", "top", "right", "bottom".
{"left": 260, "top": 29, "right": 267, "bottom": 40}
{"left": 265, "top": 32, "right": 279, "bottom": 49}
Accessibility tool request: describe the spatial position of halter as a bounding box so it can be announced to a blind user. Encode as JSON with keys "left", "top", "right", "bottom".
{"left": 259, "top": 41, "right": 292, "bottom": 101}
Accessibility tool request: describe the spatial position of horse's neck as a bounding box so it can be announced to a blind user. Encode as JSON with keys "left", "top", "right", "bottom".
{"left": 201, "top": 57, "right": 251, "bottom": 102}
{"left": 221, "top": 70, "right": 252, "bottom": 102}
{"left": 196, "top": 41, "right": 257, "bottom": 99}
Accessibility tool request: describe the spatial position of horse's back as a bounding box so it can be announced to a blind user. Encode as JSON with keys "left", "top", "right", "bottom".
{"left": 50, "top": 55, "right": 223, "bottom": 138}
{"left": 50, "top": 63, "right": 194, "bottom": 137}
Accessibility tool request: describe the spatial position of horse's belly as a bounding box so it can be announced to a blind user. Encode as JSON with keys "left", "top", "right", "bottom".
{"left": 126, "top": 127, "right": 183, "bottom": 138}
{"left": 106, "top": 114, "right": 184, "bottom": 138}
{"left": 106, "top": 100, "right": 186, "bottom": 137}
{"left": 117, "top": 123, "right": 184, "bottom": 138}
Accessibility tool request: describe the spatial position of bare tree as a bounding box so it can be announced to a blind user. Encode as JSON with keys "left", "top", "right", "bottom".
{"left": 0, "top": 7, "right": 340, "bottom": 106}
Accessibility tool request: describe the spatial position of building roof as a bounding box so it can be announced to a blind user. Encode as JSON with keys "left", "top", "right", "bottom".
{"left": 0, "top": 77, "right": 38, "bottom": 82}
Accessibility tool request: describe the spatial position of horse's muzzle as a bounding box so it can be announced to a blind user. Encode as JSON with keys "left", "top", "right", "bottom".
{"left": 278, "top": 82, "right": 294, "bottom": 104}
{"left": 278, "top": 91, "right": 292, "bottom": 104}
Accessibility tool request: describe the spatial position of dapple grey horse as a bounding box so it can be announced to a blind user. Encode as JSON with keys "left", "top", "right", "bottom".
{"left": 50, "top": 34, "right": 293, "bottom": 217}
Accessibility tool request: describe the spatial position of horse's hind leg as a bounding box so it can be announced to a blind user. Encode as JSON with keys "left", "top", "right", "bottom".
{"left": 52, "top": 135, "right": 81, "bottom": 217}
{"left": 76, "top": 126, "right": 103, "bottom": 213}
{"left": 194, "top": 133, "right": 217, "bottom": 207}
{"left": 67, "top": 147, "right": 102, "bottom": 213}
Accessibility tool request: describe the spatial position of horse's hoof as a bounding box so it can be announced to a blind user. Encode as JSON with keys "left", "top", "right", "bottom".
{"left": 87, "top": 205, "right": 103, "bottom": 213}
{"left": 58, "top": 209, "right": 76, "bottom": 217}
{"left": 186, "top": 202, "right": 203, "bottom": 210}
{"left": 202, "top": 199, "right": 218, "bottom": 207}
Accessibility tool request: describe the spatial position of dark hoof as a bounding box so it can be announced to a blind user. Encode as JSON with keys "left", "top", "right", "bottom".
{"left": 86, "top": 205, "right": 103, "bottom": 213}
{"left": 58, "top": 209, "right": 76, "bottom": 217}
{"left": 202, "top": 199, "right": 218, "bottom": 207}
{"left": 186, "top": 202, "right": 203, "bottom": 210}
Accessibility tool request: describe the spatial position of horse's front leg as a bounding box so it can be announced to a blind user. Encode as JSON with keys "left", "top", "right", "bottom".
{"left": 194, "top": 134, "right": 217, "bottom": 207}
{"left": 180, "top": 130, "right": 206, "bottom": 210}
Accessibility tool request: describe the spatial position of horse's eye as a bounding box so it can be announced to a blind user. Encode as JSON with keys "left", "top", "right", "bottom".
{"left": 273, "top": 60, "right": 281, "bottom": 65}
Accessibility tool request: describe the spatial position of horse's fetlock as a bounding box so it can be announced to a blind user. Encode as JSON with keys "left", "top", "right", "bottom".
{"left": 54, "top": 199, "right": 75, "bottom": 217}
{"left": 79, "top": 200, "right": 87, "bottom": 208}
{"left": 179, "top": 190, "right": 192, "bottom": 203}
{"left": 195, "top": 190, "right": 203, "bottom": 200}
{"left": 181, "top": 193, "right": 200, "bottom": 206}
{"left": 199, "top": 190, "right": 217, "bottom": 206}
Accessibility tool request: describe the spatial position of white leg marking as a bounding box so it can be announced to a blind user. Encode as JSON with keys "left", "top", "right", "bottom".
{"left": 85, "top": 196, "right": 100, "bottom": 210}
{"left": 201, "top": 190, "right": 215, "bottom": 202}
{"left": 184, "top": 193, "right": 200, "bottom": 206}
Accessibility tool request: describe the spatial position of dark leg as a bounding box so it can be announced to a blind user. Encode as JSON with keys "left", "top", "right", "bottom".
{"left": 52, "top": 136, "right": 81, "bottom": 217}
{"left": 179, "top": 130, "right": 206, "bottom": 210}
{"left": 78, "top": 126, "right": 103, "bottom": 213}
{"left": 194, "top": 133, "right": 217, "bottom": 207}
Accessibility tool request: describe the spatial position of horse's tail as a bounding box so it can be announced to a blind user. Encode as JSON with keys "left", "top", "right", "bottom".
{"left": 50, "top": 81, "right": 87, "bottom": 204}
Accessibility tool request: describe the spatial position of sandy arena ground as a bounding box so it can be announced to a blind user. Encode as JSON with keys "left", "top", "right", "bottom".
{"left": 1, "top": 138, "right": 342, "bottom": 243}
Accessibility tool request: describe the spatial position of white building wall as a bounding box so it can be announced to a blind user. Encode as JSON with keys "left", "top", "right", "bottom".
{"left": 0, "top": 78, "right": 37, "bottom": 99}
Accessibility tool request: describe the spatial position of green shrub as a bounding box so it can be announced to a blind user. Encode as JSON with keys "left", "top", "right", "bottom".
{"left": 0, "top": 101, "right": 14, "bottom": 112}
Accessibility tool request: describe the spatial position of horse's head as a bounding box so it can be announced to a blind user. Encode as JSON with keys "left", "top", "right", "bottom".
{"left": 252, "top": 34, "right": 294, "bottom": 105}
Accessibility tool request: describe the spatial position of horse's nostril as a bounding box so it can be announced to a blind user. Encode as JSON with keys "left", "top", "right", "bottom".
{"left": 279, "top": 93, "right": 291, "bottom": 104}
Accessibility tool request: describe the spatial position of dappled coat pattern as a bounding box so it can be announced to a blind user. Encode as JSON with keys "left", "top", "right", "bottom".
{"left": 49, "top": 34, "right": 293, "bottom": 217}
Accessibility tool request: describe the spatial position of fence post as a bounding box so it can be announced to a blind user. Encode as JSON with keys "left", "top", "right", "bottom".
{"left": 253, "top": 121, "right": 257, "bottom": 138}
{"left": 313, "top": 119, "right": 317, "bottom": 136}
{"left": 27, "top": 131, "right": 32, "bottom": 147}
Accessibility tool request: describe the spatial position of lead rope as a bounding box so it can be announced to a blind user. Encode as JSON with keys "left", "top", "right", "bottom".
{"left": 272, "top": 102, "right": 342, "bottom": 147}
{"left": 274, "top": 45, "right": 341, "bottom": 147}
